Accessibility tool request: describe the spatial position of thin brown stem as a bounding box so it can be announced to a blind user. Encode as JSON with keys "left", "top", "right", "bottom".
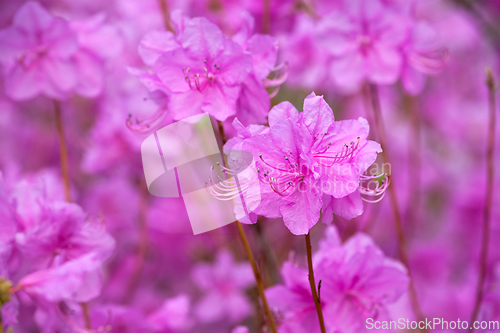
{"left": 158, "top": 0, "right": 175, "bottom": 33}
{"left": 54, "top": 101, "right": 71, "bottom": 202}
{"left": 236, "top": 222, "right": 278, "bottom": 333}
{"left": 468, "top": 69, "right": 497, "bottom": 332}
{"left": 80, "top": 302, "right": 91, "bottom": 330}
{"left": 262, "top": 0, "right": 271, "bottom": 34}
{"left": 54, "top": 101, "right": 91, "bottom": 330}
{"left": 305, "top": 233, "right": 326, "bottom": 333}
{"left": 216, "top": 120, "right": 277, "bottom": 332}
{"left": 368, "top": 85, "right": 426, "bottom": 329}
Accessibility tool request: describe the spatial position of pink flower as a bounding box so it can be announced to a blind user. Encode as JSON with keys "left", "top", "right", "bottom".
{"left": 15, "top": 201, "right": 115, "bottom": 271}
{"left": 147, "top": 294, "right": 192, "bottom": 332}
{"left": 237, "top": 92, "right": 381, "bottom": 234}
{"left": 141, "top": 16, "right": 251, "bottom": 121}
{"left": 231, "top": 326, "right": 249, "bottom": 333}
{"left": 191, "top": 250, "right": 254, "bottom": 324}
{"left": 401, "top": 21, "right": 448, "bottom": 95}
{"left": 0, "top": 2, "right": 118, "bottom": 100}
{"left": 18, "top": 251, "right": 106, "bottom": 303}
{"left": 266, "top": 227, "right": 409, "bottom": 332}
{"left": 132, "top": 12, "right": 284, "bottom": 130}
{"left": 317, "top": 0, "right": 408, "bottom": 91}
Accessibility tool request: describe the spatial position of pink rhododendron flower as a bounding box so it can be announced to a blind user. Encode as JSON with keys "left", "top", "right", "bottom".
{"left": 18, "top": 251, "right": 106, "bottom": 303}
{"left": 0, "top": 2, "right": 119, "bottom": 100}
{"left": 231, "top": 325, "right": 249, "bottom": 333}
{"left": 191, "top": 250, "right": 254, "bottom": 323}
{"left": 401, "top": 21, "right": 448, "bottom": 95}
{"left": 15, "top": 201, "right": 115, "bottom": 270}
{"left": 266, "top": 227, "right": 409, "bottom": 332}
{"left": 138, "top": 16, "right": 251, "bottom": 121}
{"left": 316, "top": 0, "right": 407, "bottom": 91}
{"left": 148, "top": 294, "right": 192, "bottom": 332}
{"left": 234, "top": 92, "right": 381, "bottom": 234}
{"left": 132, "top": 11, "right": 283, "bottom": 132}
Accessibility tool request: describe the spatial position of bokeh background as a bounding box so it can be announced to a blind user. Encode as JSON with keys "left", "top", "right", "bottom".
{"left": 0, "top": 0, "right": 499, "bottom": 332}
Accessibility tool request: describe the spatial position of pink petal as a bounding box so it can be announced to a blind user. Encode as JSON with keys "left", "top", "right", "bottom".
{"left": 331, "top": 51, "right": 365, "bottom": 90}
{"left": 201, "top": 83, "right": 240, "bottom": 121}
{"left": 302, "top": 92, "right": 335, "bottom": 137}
{"left": 154, "top": 48, "right": 196, "bottom": 93}
{"left": 216, "top": 39, "right": 252, "bottom": 87}
{"left": 329, "top": 191, "right": 364, "bottom": 220}
{"left": 279, "top": 184, "right": 322, "bottom": 235}
{"left": 182, "top": 17, "right": 225, "bottom": 59}
{"left": 367, "top": 43, "right": 402, "bottom": 85}
{"left": 138, "top": 30, "right": 180, "bottom": 66}
{"left": 72, "top": 51, "right": 104, "bottom": 97}
{"left": 4, "top": 64, "right": 43, "bottom": 100}
{"left": 12, "top": 2, "right": 53, "bottom": 33}
{"left": 268, "top": 101, "right": 299, "bottom": 127}
{"left": 244, "top": 34, "right": 278, "bottom": 80}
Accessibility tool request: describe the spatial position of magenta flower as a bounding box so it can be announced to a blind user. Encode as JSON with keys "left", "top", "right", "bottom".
{"left": 142, "top": 16, "right": 251, "bottom": 121}
{"left": 401, "top": 21, "right": 448, "bottom": 95}
{"left": 0, "top": 2, "right": 116, "bottom": 100}
{"left": 266, "top": 227, "right": 409, "bottom": 332}
{"left": 316, "top": 0, "right": 407, "bottom": 91}
{"left": 15, "top": 201, "right": 115, "bottom": 271}
{"left": 191, "top": 250, "right": 254, "bottom": 324}
{"left": 132, "top": 11, "right": 284, "bottom": 130}
{"left": 147, "top": 294, "right": 192, "bottom": 332}
{"left": 237, "top": 92, "right": 381, "bottom": 234}
{"left": 18, "top": 251, "right": 106, "bottom": 303}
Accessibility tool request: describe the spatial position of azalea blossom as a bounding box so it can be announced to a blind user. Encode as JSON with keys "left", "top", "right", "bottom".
{"left": 131, "top": 10, "right": 284, "bottom": 133}
{"left": 0, "top": 2, "right": 120, "bottom": 100}
{"left": 191, "top": 250, "right": 254, "bottom": 324}
{"left": 232, "top": 92, "right": 381, "bottom": 234}
{"left": 266, "top": 226, "right": 409, "bottom": 332}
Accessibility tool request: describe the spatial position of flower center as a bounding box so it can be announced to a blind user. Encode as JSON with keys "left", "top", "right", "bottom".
{"left": 182, "top": 60, "right": 220, "bottom": 92}
{"left": 314, "top": 136, "right": 361, "bottom": 166}
{"left": 19, "top": 45, "right": 48, "bottom": 70}
{"left": 258, "top": 154, "right": 304, "bottom": 197}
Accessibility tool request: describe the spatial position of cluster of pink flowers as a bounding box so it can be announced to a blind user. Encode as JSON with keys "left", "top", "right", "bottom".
{"left": 0, "top": 0, "right": 499, "bottom": 332}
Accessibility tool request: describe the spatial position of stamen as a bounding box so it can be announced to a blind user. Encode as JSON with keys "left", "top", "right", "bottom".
{"left": 315, "top": 137, "right": 360, "bottom": 165}
{"left": 259, "top": 155, "right": 291, "bottom": 173}
{"left": 358, "top": 173, "right": 390, "bottom": 203}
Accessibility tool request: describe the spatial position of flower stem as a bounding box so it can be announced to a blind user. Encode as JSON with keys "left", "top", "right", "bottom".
{"left": 53, "top": 100, "right": 71, "bottom": 202}
{"left": 468, "top": 69, "right": 497, "bottom": 332}
{"left": 262, "top": 0, "right": 271, "bottom": 34}
{"left": 54, "top": 100, "right": 92, "bottom": 330}
{"left": 305, "top": 232, "right": 326, "bottom": 333}
{"left": 158, "top": 0, "right": 175, "bottom": 33}
{"left": 236, "top": 221, "right": 278, "bottom": 333}
{"left": 216, "top": 120, "right": 277, "bottom": 332}
{"left": 368, "top": 85, "right": 426, "bottom": 328}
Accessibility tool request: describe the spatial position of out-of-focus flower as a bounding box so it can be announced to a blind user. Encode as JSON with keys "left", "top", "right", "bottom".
{"left": 0, "top": 2, "right": 121, "bottom": 101}
{"left": 316, "top": 0, "right": 407, "bottom": 91}
{"left": 17, "top": 251, "right": 105, "bottom": 303}
{"left": 266, "top": 226, "right": 409, "bottom": 332}
{"left": 147, "top": 294, "right": 192, "bottom": 332}
{"left": 235, "top": 92, "right": 381, "bottom": 234}
{"left": 191, "top": 250, "right": 254, "bottom": 324}
{"left": 15, "top": 201, "right": 115, "bottom": 271}
{"left": 132, "top": 11, "right": 284, "bottom": 133}
{"left": 231, "top": 325, "right": 249, "bottom": 333}
{"left": 401, "top": 21, "right": 448, "bottom": 95}
{"left": 137, "top": 15, "right": 251, "bottom": 121}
